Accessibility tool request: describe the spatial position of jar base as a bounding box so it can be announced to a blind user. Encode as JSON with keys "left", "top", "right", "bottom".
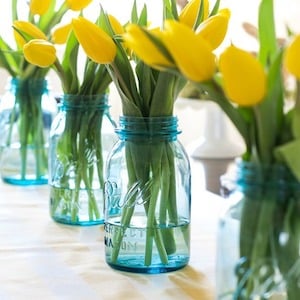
{"left": 106, "top": 256, "right": 189, "bottom": 274}
{"left": 2, "top": 175, "right": 48, "bottom": 186}
{"left": 51, "top": 216, "right": 104, "bottom": 226}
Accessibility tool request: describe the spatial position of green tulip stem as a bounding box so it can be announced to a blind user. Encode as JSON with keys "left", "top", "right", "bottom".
{"left": 52, "top": 97, "right": 107, "bottom": 223}
{"left": 4, "top": 80, "right": 49, "bottom": 181}
{"left": 110, "top": 140, "right": 183, "bottom": 266}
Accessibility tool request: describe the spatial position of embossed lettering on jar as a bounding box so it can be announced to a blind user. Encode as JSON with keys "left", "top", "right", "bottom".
{"left": 49, "top": 94, "right": 116, "bottom": 226}
{"left": 104, "top": 116, "right": 191, "bottom": 273}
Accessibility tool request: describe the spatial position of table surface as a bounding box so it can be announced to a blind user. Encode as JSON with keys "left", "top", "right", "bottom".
{"left": 0, "top": 159, "right": 224, "bottom": 300}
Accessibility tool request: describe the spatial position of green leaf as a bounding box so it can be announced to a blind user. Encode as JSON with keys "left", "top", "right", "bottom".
{"left": 193, "top": 0, "right": 206, "bottom": 29}
{"left": 292, "top": 109, "right": 300, "bottom": 139}
{"left": 258, "top": 0, "right": 277, "bottom": 66}
{"left": 163, "top": 0, "right": 179, "bottom": 21}
{"left": 255, "top": 50, "right": 284, "bottom": 163}
{"left": 291, "top": 81, "right": 300, "bottom": 139}
{"left": 131, "top": 0, "right": 138, "bottom": 24}
{"left": 0, "top": 36, "right": 20, "bottom": 76}
{"left": 137, "top": 4, "right": 148, "bottom": 26}
{"left": 198, "top": 80, "right": 251, "bottom": 151}
{"left": 91, "top": 64, "right": 112, "bottom": 94}
{"left": 209, "top": 0, "right": 221, "bottom": 17}
{"left": 135, "top": 61, "right": 155, "bottom": 115}
{"left": 275, "top": 139, "right": 300, "bottom": 181}
{"left": 129, "top": 1, "right": 148, "bottom": 25}
{"left": 38, "top": 0, "right": 57, "bottom": 33}
{"left": 150, "top": 72, "right": 185, "bottom": 116}
{"left": 79, "top": 59, "right": 97, "bottom": 95}
{"left": 12, "top": 0, "right": 18, "bottom": 22}
{"left": 40, "top": 1, "right": 69, "bottom": 35}
{"left": 97, "top": 8, "right": 142, "bottom": 107}
{"left": 61, "top": 31, "right": 79, "bottom": 93}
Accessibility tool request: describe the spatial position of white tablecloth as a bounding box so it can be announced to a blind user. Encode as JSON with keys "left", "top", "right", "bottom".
{"left": 0, "top": 160, "right": 223, "bottom": 300}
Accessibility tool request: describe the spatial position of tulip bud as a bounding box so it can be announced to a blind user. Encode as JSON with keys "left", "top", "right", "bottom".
{"left": 13, "top": 21, "right": 47, "bottom": 48}
{"left": 219, "top": 45, "right": 267, "bottom": 106}
{"left": 108, "top": 15, "right": 125, "bottom": 35}
{"left": 23, "top": 39, "right": 57, "bottom": 68}
{"left": 179, "top": 0, "right": 209, "bottom": 28}
{"left": 196, "top": 8, "right": 231, "bottom": 50}
{"left": 72, "top": 17, "right": 117, "bottom": 64}
{"left": 284, "top": 35, "right": 300, "bottom": 80}
{"left": 162, "top": 20, "right": 216, "bottom": 82}
{"left": 66, "top": 0, "right": 92, "bottom": 11}
{"left": 123, "top": 24, "right": 173, "bottom": 68}
{"left": 52, "top": 23, "right": 72, "bottom": 44}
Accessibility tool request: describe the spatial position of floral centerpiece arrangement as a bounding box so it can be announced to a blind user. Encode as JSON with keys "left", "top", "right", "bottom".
{"left": 20, "top": 2, "right": 118, "bottom": 225}
{"left": 121, "top": 0, "right": 300, "bottom": 297}
{"left": 0, "top": 0, "right": 93, "bottom": 184}
{"left": 70, "top": 0, "right": 229, "bottom": 272}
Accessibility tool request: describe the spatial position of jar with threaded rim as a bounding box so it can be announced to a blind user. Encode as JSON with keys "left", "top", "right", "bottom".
{"left": 49, "top": 94, "right": 117, "bottom": 226}
{"left": 0, "top": 77, "right": 57, "bottom": 185}
{"left": 217, "top": 159, "right": 300, "bottom": 299}
{"left": 104, "top": 116, "right": 191, "bottom": 273}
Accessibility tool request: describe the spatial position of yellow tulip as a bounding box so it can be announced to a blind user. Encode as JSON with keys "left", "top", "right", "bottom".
{"left": 108, "top": 15, "right": 124, "bottom": 35}
{"left": 196, "top": 8, "right": 231, "bottom": 50}
{"left": 219, "top": 45, "right": 267, "bottom": 106}
{"left": 13, "top": 21, "right": 47, "bottom": 48}
{"left": 162, "top": 20, "right": 216, "bottom": 82}
{"left": 179, "top": 0, "right": 209, "bottom": 28}
{"left": 23, "top": 39, "right": 57, "bottom": 68}
{"left": 284, "top": 35, "right": 300, "bottom": 80}
{"left": 52, "top": 23, "right": 72, "bottom": 44}
{"left": 29, "top": 0, "right": 51, "bottom": 15}
{"left": 72, "top": 17, "right": 116, "bottom": 64}
{"left": 123, "top": 24, "right": 173, "bottom": 68}
{"left": 66, "top": 0, "right": 92, "bottom": 11}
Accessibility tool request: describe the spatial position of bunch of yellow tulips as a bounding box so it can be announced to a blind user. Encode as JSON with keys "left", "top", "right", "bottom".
{"left": 1, "top": 0, "right": 92, "bottom": 79}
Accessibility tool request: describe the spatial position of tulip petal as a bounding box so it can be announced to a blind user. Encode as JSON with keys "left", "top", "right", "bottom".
{"left": 29, "top": 0, "right": 51, "bottom": 15}
{"left": 179, "top": 0, "right": 209, "bottom": 28}
{"left": 284, "top": 35, "right": 300, "bottom": 80}
{"left": 66, "top": 0, "right": 92, "bottom": 11}
{"left": 123, "top": 24, "right": 173, "bottom": 68}
{"left": 72, "top": 17, "right": 116, "bottom": 64}
{"left": 23, "top": 39, "right": 56, "bottom": 68}
{"left": 219, "top": 45, "right": 267, "bottom": 106}
{"left": 108, "top": 15, "right": 125, "bottom": 35}
{"left": 52, "top": 23, "right": 72, "bottom": 44}
{"left": 13, "top": 21, "right": 47, "bottom": 48}
{"left": 196, "top": 8, "right": 231, "bottom": 50}
{"left": 162, "top": 20, "right": 216, "bottom": 82}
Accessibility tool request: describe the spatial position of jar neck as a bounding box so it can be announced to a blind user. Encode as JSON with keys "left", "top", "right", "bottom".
{"left": 116, "top": 116, "right": 180, "bottom": 141}
{"left": 231, "top": 159, "right": 299, "bottom": 192}
{"left": 58, "top": 94, "right": 109, "bottom": 111}
{"left": 8, "top": 77, "right": 48, "bottom": 95}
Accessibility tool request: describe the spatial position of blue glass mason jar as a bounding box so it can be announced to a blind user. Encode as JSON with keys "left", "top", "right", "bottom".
{"left": 104, "top": 116, "right": 191, "bottom": 273}
{"left": 49, "top": 94, "right": 117, "bottom": 226}
{"left": 0, "top": 77, "right": 57, "bottom": 185}
{"left": 217, "top": 160, "right": 300, "bottom": 300}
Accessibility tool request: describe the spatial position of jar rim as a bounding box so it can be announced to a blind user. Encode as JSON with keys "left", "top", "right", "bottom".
{"left": 57, "top": 94, "right": 109, "bottom": 110}
{"left": 221, "top": 158, "right": 299, "bottom": 193}
{"left": 8, "top": 77, "right": 48, "bottom": 93}
{"left": 116, "top": 115, "right": 181, "bottom": 141}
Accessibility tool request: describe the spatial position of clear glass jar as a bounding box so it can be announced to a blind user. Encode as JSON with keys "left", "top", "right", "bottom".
{"left": 0, "top": 77, "right": 57, "bottom": 185}
{"left": 104, "top": 116, "right": 191, "bottom": 273}
{"left": 49, "top": 94, "right": 117, "bottom": 226}
{"left": 217, "top": 160, "right": 300, "bottom": 300}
